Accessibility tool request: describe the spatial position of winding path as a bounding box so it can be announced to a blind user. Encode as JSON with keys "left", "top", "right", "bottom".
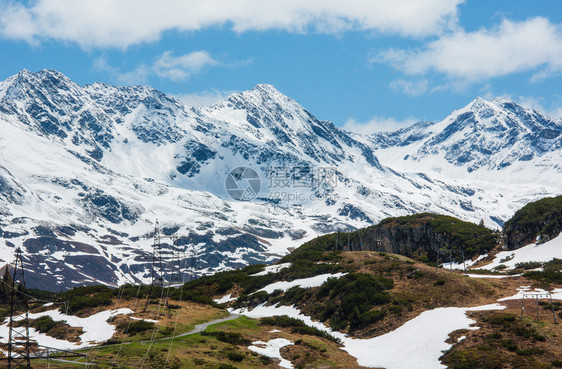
{"left": 173, "top": 313, "right": 241, "bottom": 338}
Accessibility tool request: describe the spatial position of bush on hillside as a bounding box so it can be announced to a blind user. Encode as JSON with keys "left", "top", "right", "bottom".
{"left": 60, "top": 285, "right": 113, "bottom": 314}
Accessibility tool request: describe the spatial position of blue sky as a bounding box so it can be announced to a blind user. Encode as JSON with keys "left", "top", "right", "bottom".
{"left": 1, "top": 0, "right": 562, "bottom": 133}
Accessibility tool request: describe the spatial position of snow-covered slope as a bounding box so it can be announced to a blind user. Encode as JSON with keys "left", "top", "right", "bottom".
{"left": 0, "top": 70, "right": 560, "bottom": 290}
{"left": 477, "top": 233, "right": 562, "bottom": 270}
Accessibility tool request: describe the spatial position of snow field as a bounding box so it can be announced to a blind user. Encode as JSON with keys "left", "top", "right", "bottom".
{"left": 477, "top": 233, "right": 562, "bottom": 270}
{"left": 248, "top": 338, "right": 294, "bottom": 368}
{"left": 256, "top": 273, "right": 347, "bottom": 294}
{"left": 0, "top": 307, "right": 133, "bottom": 350}
{"left": 251, "top": 263, "right": 292, "bottom": 276}
{"left": 214, "top": 294, "right": 237, "bottom": 304}
{"left": 232, "top": 302, "right": 505, "bottom": 369}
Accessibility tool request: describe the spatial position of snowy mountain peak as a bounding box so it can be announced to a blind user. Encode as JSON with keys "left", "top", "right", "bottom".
{"left": 216, "top": 83, "right": 299, "bottom": 114}
{"left": 0, "top": 69, "right": 78, "bottom": 102}
{"left": 251, "top": 83, "right": 282, "bottom": 95}
{"left": 370, "top": 95, "right": 562, "bottom": 176}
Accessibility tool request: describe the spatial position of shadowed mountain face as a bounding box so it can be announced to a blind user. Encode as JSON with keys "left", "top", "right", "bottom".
{"left": 0, "top": 69, "right": 559, "bottom": 290}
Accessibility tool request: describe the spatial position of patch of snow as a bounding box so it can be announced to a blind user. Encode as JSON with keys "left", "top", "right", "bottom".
{"left": 498, "top": 286, "right": 562, "bottom": 301}
{"left": 477, "top": 234, "right": 562, "bottom": 270}
{"left": 257, "top": 273, "right": 347, "bottom": 294}
{"left": 248, "top": 338, "right": 294, "bottom": 369}
{"left": 342, "top": 304, "right": 505, "bottom": 369}
{"left": 214, "top": 294, "right": 237, "bottom": 304}
{"left": 0, "top": 308, "right": 133, "bottom": 350}
{"left": 463, "top": 273, "right": 522, "bottom": 279}
{"left": 442, "top": 254, "right": 488, "bottom": 270}
{"left": 232, "top": 302, "right": 505, "bottom": 369}
{"left": 251, "top": 263, "right": 292, "bottom": 276}
{"left": 129, "top": 317, "right": 159, "bottom": 323}
{"left": 457, "top": 335, "right": 466, "bottom": 343}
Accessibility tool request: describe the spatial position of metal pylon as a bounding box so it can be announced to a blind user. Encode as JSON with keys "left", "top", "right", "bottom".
{"left": 144, "top": 221, "right": 164, "bottom": 312}
{"left": 167, "top": 236, "right": 182, "bottom": 286}
{"left": 7, "top": 247, "right": 31, "bottom": 369}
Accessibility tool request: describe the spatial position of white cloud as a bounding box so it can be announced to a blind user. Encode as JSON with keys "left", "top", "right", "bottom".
{"left": 0, "top": 0, "right": 463, "bottom": 48}
{"left": 376, "top": 17, "right": 562, "bottom": 83}
{"left": 155, "top": 51, "right": 219, "bottom": 80}
{"left": 93, "top": 57, "right": 151, "bottom": 85}
{"left": 93, "top": 50, "right": 224, "bottom": 84}
{"left": 343, "top": 116, "right": 417, "bottom": 134}
{"left": 389, "top": 78, "right": 429, "bottom": 96}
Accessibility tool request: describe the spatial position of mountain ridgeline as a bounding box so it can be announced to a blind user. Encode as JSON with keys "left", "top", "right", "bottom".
{"left": 0, "top": 69, "right": 561, "bottom": 290}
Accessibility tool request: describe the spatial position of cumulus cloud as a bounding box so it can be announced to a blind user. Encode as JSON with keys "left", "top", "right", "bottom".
{"left": 93, "top": 50, "right": 225, "bottom": 84}
{"left": 343, "top": 116, "right": 418, "bottom": 134}
{"left": 375, "top": 17, "right": 562, "bottom": 83}
{"left": 154, "top": 51, "right": 219, "bottom": 80}
{"left": 389, "top": 78, "right": 429, "bottom": 96}
{"left": 93, "top": 57, "right": 151, "bottom": 85}
{"left": 0, "top": 0, "right": 463, "bottom": 48}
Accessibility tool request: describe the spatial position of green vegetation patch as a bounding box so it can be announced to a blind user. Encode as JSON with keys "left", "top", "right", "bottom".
{"left": 504, "top": 195, "right": 562, "bottom": 248}
{"left": 31, "top": 315, "right": 59, "bottom": 333}
{"left": 117, "top": 319, "right": 156, "bottom": 336}
{"left": 200, "top": 330, "right": 251, "bottom": 346}
{"left": 60, "top": 285, "right": 113, "bottom": 314}
{"left": 314, "top": 273, "right": 393, "bottom": 332}
{"left": 441, "top": 311, "right": 557, "bottom": 369}
{"left": 524, "top": 258, "right": 562, "bottom": 283}
{"left": 260, "top": 315, "right": 341, "bottom": 343}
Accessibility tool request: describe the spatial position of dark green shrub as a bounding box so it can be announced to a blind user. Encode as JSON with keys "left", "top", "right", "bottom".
{"left": 217, "top": 364, "right": 238, "bottom": 369}
{"left": 59, "top": 285, "right": 113, "bottom": 314}
{"left": 259, "top": 355, "right": 272, "bottom": 364}
{"left": 350, "top": 309, "right": 386, "bottom": 330}
{"left": 514, "top": 261, "right": 543, "bottom": 270}
{"left": 434, "top": 279, "right": 445, "bottom": 286}
{"left": 117, "top": 320, "right": 155, "bottom": 336}
{"left": 201, "top": 331, "right": 250, "bottom": 346}
{"left": 501, "top": 339, "right": 518, "bottom": 352}
{"left": 260, "top": 316, "right": 340, "bottom": 343}
{"left": 516, "top": 347, "right": 544, "bottom": 356}
{"left": 226, "top": 351, "right": 244, "bottom": 362}
{"left": 31, "top": 316, "right": 58, "bottom": 333}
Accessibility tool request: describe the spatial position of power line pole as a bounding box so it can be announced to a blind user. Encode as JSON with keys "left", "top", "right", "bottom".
{"left": 7, "top": 247, "right": 31, "bottom": 369}
{"left": 144, "top": 220, "right": 163, "bottom": 312}
{"left": 167, "top": 236, "right": 183, "bottom": 285}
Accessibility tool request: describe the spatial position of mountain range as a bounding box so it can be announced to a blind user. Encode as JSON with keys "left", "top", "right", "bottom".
{"left": 0, "top": 69, "right": 560, "bottom": 290}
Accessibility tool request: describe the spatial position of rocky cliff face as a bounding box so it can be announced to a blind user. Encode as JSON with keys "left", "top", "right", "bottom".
{"left": 503, "top": 195, "right": 562, "bottom": 249}
{"left": 343, "top": 214, "right": 498, "bottom": 261}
